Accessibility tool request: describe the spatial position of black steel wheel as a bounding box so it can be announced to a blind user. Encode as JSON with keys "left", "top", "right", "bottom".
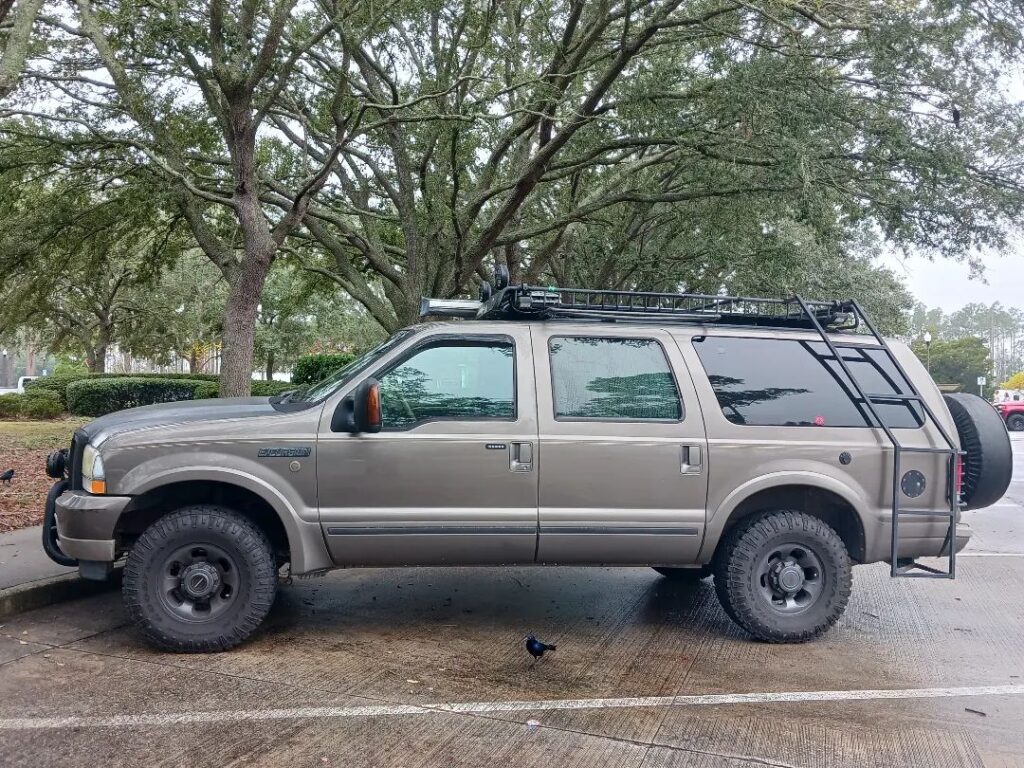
{"left": 714, "top": 510, "right": 851, "bottom": 643}
{"left": 123, "top": 505, "right": 276, "bottom": 653}
{"left": 1007, "top": 413, "right": 1024, "bottom": 432}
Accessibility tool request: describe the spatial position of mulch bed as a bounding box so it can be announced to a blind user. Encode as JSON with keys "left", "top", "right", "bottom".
{"left": 0, "top": 420, "right": 85, "bottom": 533}
{"left": 0, "top": 447, "right": 57, "bottom": 532}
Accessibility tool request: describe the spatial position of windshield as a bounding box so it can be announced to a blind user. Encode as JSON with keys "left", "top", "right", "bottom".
{"left": 287, "top": 329, "right": 417, "bottom": 403}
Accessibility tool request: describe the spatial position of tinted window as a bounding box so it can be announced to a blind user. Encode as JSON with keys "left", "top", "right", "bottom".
{"left": 549, "top": 337, "right": 682, "bottom": 420}
{"left": 378, "top": 341, "right": 515, "bottom": 430}
{"left": 692, "top": 337, "right": 922, "bottom": 429}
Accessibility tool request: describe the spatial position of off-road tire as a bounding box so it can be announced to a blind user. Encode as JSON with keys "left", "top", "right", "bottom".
{"left": 1008, "top": 414, "right": 1024, "bottom": 432}
{"left": 652, "top": 566, "right": 712, "bottom": 580}
{"left": 123, "top": 506, "right": 277, "bottom": 653}
{"left": 713, "top": 510, "right": 852, "bottom": 643}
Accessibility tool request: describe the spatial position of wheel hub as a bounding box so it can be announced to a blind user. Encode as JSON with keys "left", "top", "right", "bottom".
{"left": 180, "top": 562, "right": 221, "bottom": 600}
{"left": 770, "top": 559, "right": 806, "bottom": 593}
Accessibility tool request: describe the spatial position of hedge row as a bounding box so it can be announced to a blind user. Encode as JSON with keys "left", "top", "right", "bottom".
{"left": 0, "top": 390, "right": 64, "bottom": 420}
{"left": 192, "top": 380, "right": 295, "bottom": 399}
{"left": 62, "top": 377, "right": 298, "bottom": 416}
{"left": 66, "top": 378, "right": 211, "bottom": 417}
{"left": 26, "top": 371, "right": 220, "bottom": 408}
{"left": 291, "top": 353, "right": 355, "bottom": 385}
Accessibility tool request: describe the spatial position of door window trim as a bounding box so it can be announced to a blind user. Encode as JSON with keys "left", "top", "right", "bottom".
{"left": 369, "top": 333, "right": 518, "bottom": 431}
{"left": 547, "top": 334, "right": 685, "bottom": 423}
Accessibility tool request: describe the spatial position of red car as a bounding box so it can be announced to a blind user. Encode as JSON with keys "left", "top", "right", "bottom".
{"left": 994, "top": 400, "right": 1024, "bottom": 431}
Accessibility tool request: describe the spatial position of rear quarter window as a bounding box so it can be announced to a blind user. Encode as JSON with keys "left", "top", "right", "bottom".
{"left": 692, "top": 336, "right": 922, "bottom": 429}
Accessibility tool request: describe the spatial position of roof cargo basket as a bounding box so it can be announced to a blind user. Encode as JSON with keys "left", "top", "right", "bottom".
{"left": 421, "top": 283, "right": 860, "bottom": 331}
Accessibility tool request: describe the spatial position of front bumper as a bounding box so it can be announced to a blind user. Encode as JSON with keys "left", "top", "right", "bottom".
{"left": 54, "top": 490, "right": 131, "bottom": 562}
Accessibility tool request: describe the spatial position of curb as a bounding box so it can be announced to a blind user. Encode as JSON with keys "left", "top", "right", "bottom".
{"left": 0, "top": 568, "right": 122, "bottom": 618}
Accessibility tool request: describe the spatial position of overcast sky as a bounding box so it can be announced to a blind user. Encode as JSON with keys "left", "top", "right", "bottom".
{"left": 881, "top": 243, "right": 1024, "bottom": 312}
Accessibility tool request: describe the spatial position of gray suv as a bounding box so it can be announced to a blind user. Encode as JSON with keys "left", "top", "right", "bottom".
{"left": 42, "top": 283, "right": 1012, "bottom": 652}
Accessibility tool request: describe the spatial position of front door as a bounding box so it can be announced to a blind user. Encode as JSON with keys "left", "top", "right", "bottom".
{"left": 533, "top": 328, "right": 709, "bottom": 564}
{"left": 317, "top": 326, "right": 538, "bottom": 566}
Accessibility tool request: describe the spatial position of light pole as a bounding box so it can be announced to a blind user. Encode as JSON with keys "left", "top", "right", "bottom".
{"left": 923, "top": 330, "right": 932, "bottom": 374}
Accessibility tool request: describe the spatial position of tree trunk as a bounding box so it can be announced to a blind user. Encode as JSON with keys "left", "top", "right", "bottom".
{"left": 219, "top": 256, "right": 272, "bottom": 397}
{"left": 87, "top": 345, "right": 107, "bottom": 373}
{"left": 188, "top": 348, "right": 200, "bottom": 374}
{"left": 265, "top": 349, "right": 275, "bottom": 381}
{"left": 0, "top": 0, "right": 46, "bottom": 100}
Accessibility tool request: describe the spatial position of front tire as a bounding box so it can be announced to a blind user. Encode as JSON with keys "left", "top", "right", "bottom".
{"left": 714, "top": 510, "right": 851, "bottom": 643}
{"left": 123, "top": 505, "right": 277, "bottom": 653}
{"left": 1007, "top": 413, "right": 1024, "bottom": 432}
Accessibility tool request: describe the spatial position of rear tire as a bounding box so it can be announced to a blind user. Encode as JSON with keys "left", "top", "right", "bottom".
{"left": 123, "top": 505, "right": 277, "bottom": 653}
{"left": 714, "top": 510, "right": 852, "bottom": 643}
{"left": 652, "top": 566, "right": 712, "bottom": 580}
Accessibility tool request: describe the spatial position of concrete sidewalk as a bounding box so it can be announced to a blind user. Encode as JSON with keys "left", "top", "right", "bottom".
{"left": 0, "top": 526, "right": 74, "bottom": 590}
{"left": 0, "top": 526, "right": 119, "bottom": 616}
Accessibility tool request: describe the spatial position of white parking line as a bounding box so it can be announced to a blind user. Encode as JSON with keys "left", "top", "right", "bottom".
{"left": 1, "top": 684, "right": 1021, "bottom": 730}
{"left": 958, "top": 552, "right": 1024, "bottom": 557}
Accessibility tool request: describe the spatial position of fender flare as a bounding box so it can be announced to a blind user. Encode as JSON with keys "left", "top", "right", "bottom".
{"left": 125, "top": 466, "right": 325, "bottom": 573}
{"left": 701, "top": 470, "right": 873, "bottom": 561}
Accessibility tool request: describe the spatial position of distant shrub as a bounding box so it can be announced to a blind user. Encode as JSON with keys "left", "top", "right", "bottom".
{"left": 27, "top": 372, "right": 219, "bottom": 408}
{"left": 191, "top": 380, "right": 295, "bottom": 399}
{"left": 192, "top": 381, "right": 219, "bottom": 399}
{"left": 251, "top": 380, "right": 295, "bottom": 397}
{"left": 0, "top": 393, "right": 22, "bottom": 418}
{"left": 66, "top": 378, "right": 210, "bottom": 417}
{"left": 0, "top": 390, "right": 63, "bottom": 419}
{"left": 292, "top": 353, "right": 355, "bottom": 386}
{"left": 20, "top": 391, "right": 63, "bottom": 419}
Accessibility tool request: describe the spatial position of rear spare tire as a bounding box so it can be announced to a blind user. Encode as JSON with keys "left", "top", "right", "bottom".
{"left": 943, "top": 393, "right": 1012, "bottom": 510}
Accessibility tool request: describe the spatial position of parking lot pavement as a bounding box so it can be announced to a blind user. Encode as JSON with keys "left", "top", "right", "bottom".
{"left": 2, "top": 445, "right": 1023, "bottom": 767}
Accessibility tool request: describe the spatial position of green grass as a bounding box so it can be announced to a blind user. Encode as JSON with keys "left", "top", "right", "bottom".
{"left": 0, "top": 418, "right": 90, "bottom": 450}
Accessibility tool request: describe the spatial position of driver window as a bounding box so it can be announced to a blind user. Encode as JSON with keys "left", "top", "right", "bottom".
{"left": 377, "top": 340, "right": 516, "bottom": 430}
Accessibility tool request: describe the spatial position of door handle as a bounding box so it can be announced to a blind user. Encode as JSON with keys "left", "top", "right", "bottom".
{"left": 510, "top": 441, "right": 534, "bottom": 472}
{"left": 681, "top": 444, "right": 703, "bottom": 475}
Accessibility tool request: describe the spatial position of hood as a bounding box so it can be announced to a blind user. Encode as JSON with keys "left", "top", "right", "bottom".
{"left": 83, "top": 397, "right": 283, "bottom": 446}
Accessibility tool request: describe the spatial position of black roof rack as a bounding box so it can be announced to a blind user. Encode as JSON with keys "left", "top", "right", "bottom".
{"left": 421, "top": 284, "right": 860, "bottom": 331}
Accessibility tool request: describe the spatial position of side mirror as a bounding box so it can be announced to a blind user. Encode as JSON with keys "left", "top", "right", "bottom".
{"left": 356, "top": 378, "right": 382, "bottom": 433}
{"left": 331, "top": 378, "right": 382, "bottom": 433}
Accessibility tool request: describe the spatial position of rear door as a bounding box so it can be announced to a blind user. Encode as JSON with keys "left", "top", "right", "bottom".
{"left": 317, "top": 325, "right": 538, "bottom": 566}
{"left": 533, "top": 328, "right": 709, "bottom": 564}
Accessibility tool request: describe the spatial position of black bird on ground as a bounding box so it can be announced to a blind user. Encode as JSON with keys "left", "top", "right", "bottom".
{"left": 0, "top": 469, "right": 13, "bottom": 485}
{"left": 525, "top": 634, "right": 556, "bottom": 663}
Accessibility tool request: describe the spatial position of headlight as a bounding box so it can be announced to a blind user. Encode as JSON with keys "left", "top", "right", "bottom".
{"left": 82, "top": 444, "right": 106, "bottom": 494}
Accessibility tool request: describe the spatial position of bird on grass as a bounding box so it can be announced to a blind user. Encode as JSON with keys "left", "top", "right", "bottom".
{"left": 525, "top": 634, "right": 556, "bottom": 664}
{"left": 0, "top": 469, "right": 13, "bottom": 486}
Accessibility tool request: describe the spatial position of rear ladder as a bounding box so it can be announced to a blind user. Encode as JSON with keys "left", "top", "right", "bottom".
{"left": 793, "top": 297, "right": 961, "bottom": 578}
